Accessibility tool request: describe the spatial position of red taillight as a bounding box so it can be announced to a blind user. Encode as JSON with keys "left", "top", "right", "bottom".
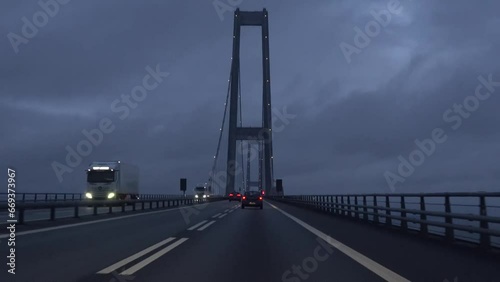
{"left": 259, "top": 196, "right": 263, "bottom": 200}
{"left": 242, "top": 196, "right": 246, "bottom": 200}
{"left": 229, "top": 193, "right": 233, "bottom": 196}
{"left": 237, "top": 194, "right": 241, "bottom": 197}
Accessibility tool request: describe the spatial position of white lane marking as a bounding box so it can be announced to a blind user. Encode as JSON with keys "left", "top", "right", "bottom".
{"left": 268, "top": 203, "right": 411, "bottom": 282}
{"left": 120, "top": 238, "right": 189, "bottom": 275}
{"left": 212, "top": 213, "right": 222, "bottom": 218}
{"left": 197, "top": 220, "right": 216, "bottom": 231}
{"left": 218, "top": 213, "right": 227, "bottom": 219}
{"left": 0, "top": 205, "right": 202, "bottom": 239}
{"left": 97, "top": 237, "right": 176, "bottom": 274}
{"left": 187, "top": 220, "right": 208, "bottom": 231}
{"left": 224, "top": 209, "right": 229, "bottom": 212}
{"left": 228, "top": 209, "right": 235, "bottom": 213}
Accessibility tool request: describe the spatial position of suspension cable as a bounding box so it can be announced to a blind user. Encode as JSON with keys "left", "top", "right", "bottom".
{"left": 208, "top": 66, "right": 232, "bottom": 195}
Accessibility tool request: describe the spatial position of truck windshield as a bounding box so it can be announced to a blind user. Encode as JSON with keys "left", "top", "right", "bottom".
{"left": 87, "top": 171, "right": 115, "bottom": 183}
{"left": 194, "top": 187, "right": 205, "bottom": 192}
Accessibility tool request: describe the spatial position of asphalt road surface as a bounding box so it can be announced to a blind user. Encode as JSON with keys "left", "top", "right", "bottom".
{"left": 0, "top": 200, "right": 499, "bottom": 282}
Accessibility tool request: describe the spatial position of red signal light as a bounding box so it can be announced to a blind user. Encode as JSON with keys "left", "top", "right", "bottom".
{"left": 259, "top": 196, "right": 263, "bottom": 200}
{"left": 242, "top": 196, "right": 246, "bottom": 200}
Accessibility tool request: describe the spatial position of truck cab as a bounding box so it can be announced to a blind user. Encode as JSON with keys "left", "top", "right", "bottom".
{"left": 85, "top": 161, "right": 139, "bottom": 200}
{"left": 194, "top": 184, "right": 208, "bottom": 199}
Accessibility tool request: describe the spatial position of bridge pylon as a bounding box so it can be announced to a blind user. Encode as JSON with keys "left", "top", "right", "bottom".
{"left": 226, "top": 8, "right": 275, "bottom": 196}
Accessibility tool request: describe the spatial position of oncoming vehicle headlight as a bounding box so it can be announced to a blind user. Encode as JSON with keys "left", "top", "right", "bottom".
{"left": 195, "top": 195, "right": 199, "bottom": 198}
{"left": 85, "top": 193, "right": 92, "bottom": 199}
{"left": 107, "top": 193, "right": 115, "bottom": 199}
{"left": 203, "top": 195, "right": 207, "bottom": 198}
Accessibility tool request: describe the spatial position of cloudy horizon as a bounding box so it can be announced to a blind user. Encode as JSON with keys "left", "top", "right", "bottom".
{"left": 2, "top": 0, "right": 500, "bottom": 195}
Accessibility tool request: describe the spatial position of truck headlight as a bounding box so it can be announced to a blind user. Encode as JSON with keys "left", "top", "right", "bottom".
{"left": 203, "top": 195, "right": 207, "bottom": 198}
{"left": 85, "top": 193, "right": 93, "bottom": 199}
{"left": 195, "top": 195, "right": 199, "bottom": 198}
{"left": 107, "top": 193, "right": 115, "bottom": 199}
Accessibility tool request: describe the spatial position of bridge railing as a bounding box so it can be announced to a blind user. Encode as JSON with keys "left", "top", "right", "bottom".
{"left": 1, "top": 196, "right": 226, "bottom": 224}
{"left": 269, "top": 192, "right": 500, "bottom": 249}
{"left": 0, "top": 193, "right": 192, "bottom": 203}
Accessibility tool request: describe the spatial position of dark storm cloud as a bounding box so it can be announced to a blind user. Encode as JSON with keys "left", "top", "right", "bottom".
{"left": 1, "top": 0, "right": 500, "bottom": 195}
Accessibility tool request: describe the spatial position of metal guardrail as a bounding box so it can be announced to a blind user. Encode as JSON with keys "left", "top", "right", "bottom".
{"left": 1, "top": 196, "right": 226, "bottom": 224}
{"left": 269, "top": 192, "right": 500, "bottom": 250}
{"left": 0, "top": 193, "right": 195, "bottom": 203}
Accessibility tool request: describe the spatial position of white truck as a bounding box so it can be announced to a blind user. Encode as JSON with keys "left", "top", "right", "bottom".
{"left": 193, "top": 183, "right": 209, "bottom": 199}
{"left": 85, "top": 161, "right": 139, "bottom": 200}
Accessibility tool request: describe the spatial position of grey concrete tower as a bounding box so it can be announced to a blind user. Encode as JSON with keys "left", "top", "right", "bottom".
{"left": 226, "top": 8, "right": 274, "bottom": 196}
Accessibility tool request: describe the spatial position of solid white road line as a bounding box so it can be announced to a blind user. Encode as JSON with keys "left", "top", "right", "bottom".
{"left": 212, "top": 213, "right": 222, "bottom": 218}
{"left": 187, "top": 220, "right": 208, "bottom": 231}
{"left": 218, "top": 213, "right": 227, "bottom": 219}
{"left": 268, "top": 203, "right": 411, "bottom": 282}
{"left": 197, "top": 220, "right": 216, "bottom": 231}
{"left": 224, "top": 209, "right": 229, "bottom": 212}
{"left": 97, "top": 237, "right": 176, "bottom": 274}
{"left": 228, "top": 209, "right": 235, "bottom": 213}
{"left": 0, "top": 205, "right": 196, "bottom": 239}
{"left": 120, "top": 238, "right": 189, "bottom": 275}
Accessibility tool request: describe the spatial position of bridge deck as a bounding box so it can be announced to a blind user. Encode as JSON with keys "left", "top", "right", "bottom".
{"left": 0, "top": 200, "right": 498, "bottom": 282}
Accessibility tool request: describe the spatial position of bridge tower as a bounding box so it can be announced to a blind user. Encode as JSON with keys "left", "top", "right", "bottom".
{"left": 226, "top": 8, "right": 274, "bottom": 196}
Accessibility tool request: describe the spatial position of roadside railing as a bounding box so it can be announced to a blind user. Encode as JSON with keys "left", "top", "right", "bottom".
{"left": 0, "top": 196, "right": 226, "bottom": 224}
{"left": 268, "top": 192, "right": 500, "bottom": 250}
{"left": 0, "top": 193, "right": 193, "bottom": 203}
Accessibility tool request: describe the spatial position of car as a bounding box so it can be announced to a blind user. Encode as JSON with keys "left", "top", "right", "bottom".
{"left": 228, "top": 192, "right": 242, "bottom": 202}
{"left": 241, "top": 191, "right": 263, "bottom": 209}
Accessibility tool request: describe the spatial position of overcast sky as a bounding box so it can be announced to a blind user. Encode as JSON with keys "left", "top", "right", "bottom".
{"left": 1, "top": 0, "right": 500, "bottom": 195}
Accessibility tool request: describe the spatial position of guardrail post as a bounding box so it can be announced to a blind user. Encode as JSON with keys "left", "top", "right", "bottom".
{"left": 420, "top": 196, "right": 427, "bottom": 235}
{"left": 133, "top": 203, "right": 136, "bottom": 211}
{"left": 72, "top": 194, "right": 75, "bottom": 201}
{"left": 122, "top": 203, "right": 126, "bottom": 212}
{"left": 64, "top": 194, "right": 67, "bottom": 201}
{"left": 108, "top": 205, "right": 112, "bottom": 214}
{"left": 385, "top": 196, "right": 391, "bottom": 226}
{"left": 340, "top": 196, "right": 345, "bottom": 216}
{"left": 93, "top": 205, "right": 98, "bottom": 216}
{"left": 444, "top": 195, "right": 454, "bottom": 242}
{"left": 400, "top": 196, "right": 407, "bottom": 231}
{"left": 74, "top": 205, "right": 79, "bottom": 218}
{"left": 479, "top": 195, "right": 490, "bottom": 249}
{"left": 50, "top": 207, "right": 55, "bottom": 220}
{"left": 347, "top": 196, "right": 352, "bottom": 217}
{"left": 373, "top": 196, "right": 379, "bottom": 223}
{"left": 328, "top": 196, "right": 332, "bottom": 213}
{"left": 19, "top": 208, "right": 25, "bottom": 224}
{"left": 142, "top": 202, "right": 145, "bottom": 210}
{"left": 34, "top": 193, "right": 37, "bottom": 202}
{"left": 334, "top": 196, "right": 338, "bottom": 214}
{"left": 22, "top": 193, "right": 25, "bottom": 202}
{"left": 354, "top": 196, "right": 359, "bottom": 219}
{"left": 45, "top": 194, "right": 48, "bottom": 201}
{"left": 363, "top": 196, "right": 368, "bottom": 221}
